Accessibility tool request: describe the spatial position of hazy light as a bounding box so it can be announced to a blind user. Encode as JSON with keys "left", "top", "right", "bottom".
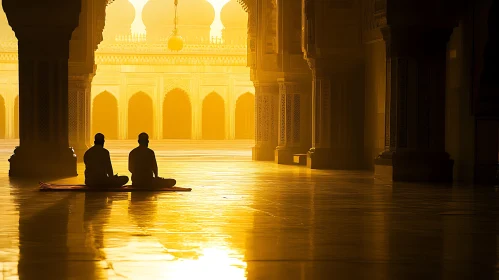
{"left": 206, "top": 0, "right": 230, "bottom": 42}
{"left": 129, "top": 0, "right": 148, "bottom": 36}
{"left": 128, "top": 0, "right": 232, "bottom": 42}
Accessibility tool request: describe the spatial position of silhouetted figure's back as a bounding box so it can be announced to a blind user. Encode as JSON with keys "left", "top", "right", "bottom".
{"left": 84, "top": 133, "right": 129, "bottom": 187}
{"left": 129, "top": 145, "right": 156, "bottom": 183}
{"left": 128, "top": 133, "right": 176, "bottom": 187}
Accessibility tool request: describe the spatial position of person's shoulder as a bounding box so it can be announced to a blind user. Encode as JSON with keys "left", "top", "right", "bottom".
{"left": 83, "top": 147, "right": 91, "bottom": 158}
{"left": 85, "top": 145, "right": 96, "bottom": 154}
{"left": 147, "top": 148, "right": 155, "bottom": 154}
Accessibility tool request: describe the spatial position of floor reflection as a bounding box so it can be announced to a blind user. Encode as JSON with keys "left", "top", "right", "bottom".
{"left": 0, "top": 140, "right": 497, "bottom": 279}
{"left": 100, "top": 188, "right": 251, "bottom": 279}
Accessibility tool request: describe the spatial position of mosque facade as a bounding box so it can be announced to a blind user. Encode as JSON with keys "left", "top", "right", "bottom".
{"left": 0, "top": 0, "right": 255, "bottom": 140}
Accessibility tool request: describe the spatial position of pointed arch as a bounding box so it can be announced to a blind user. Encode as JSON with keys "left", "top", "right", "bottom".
{"left": 163, "top": 88, "right": 192, "bottom": 139}
{"left": 14, "top": 95, "right": 19, "bottom": 139}
{"left": 128, "top": 91, "right": 154, "bottom": 139}
{"left": 92, "top": 91, "right": 119, "bottom": 139}
{"left": 235, "top": 92, "right": 255, "bottom": 139}
{"left": 202, "top": 92, "right": 225, "bottom": 140}
{"left": 0, "top": 95, "right": 5, "bottom": 139}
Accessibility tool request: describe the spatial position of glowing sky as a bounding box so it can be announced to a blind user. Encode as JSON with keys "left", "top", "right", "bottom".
{"left": 129, "top": 0, "right": 231, "bottom": 41}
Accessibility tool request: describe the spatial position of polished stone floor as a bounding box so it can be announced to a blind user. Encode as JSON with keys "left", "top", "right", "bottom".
{"left": 0, "top": 140, "right": 498, "bottom": 279}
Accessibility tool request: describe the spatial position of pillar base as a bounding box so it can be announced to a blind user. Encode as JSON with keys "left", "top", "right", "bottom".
{"left": 275, "top": 146, "right": 298, "bottom": 164}
{"left": 72, "top": 144, "right": 89, "bottom": 162}
{"left": 9, "top": 146, "right": 78, "bottom": 178}
{"left": 307, "top": 147, "right": 332, "bottom": 169}
{"left": 374, "top": 150, "right": 394, "bottom": 181}
{"left": 253, "top": 145, "right": 275, "bottom": 161}
{"left": 375, "top": 150, "right": 454, "bottom": 182}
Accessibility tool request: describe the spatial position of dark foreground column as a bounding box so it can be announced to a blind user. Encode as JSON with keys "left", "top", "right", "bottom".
{"left": 306, "top": 62, "right": 332, "bottom": 169}
{"left": 4, "top": 0, "right": 81, "bottom": 177}
{"left": 376, "top": 26, "right": 454, "bottom": 182}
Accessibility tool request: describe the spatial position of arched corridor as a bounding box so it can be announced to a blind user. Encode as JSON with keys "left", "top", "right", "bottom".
{"left": 202, "top": 92, "right": 225, "bottom": 140}
{"left": 0, "top": 95, "right": 5, "bottom": 139}
{"left": 92, "top": 91, "right": 119, "bottom": 140}
{"left": 163, "top": 89, "right": 192, "bottom": 139}
{"left": 14, "top": 96, "right": 18, "bottom": 139}
{"left": 235, "top": 92, "right": 255, "bottom": 139}
{"left": 128, "top": 92, "right": 154, "bottom": 139}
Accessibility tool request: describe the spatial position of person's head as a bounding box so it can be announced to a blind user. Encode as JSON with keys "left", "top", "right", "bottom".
{"left": 138, "top": 133, "right": 149, "bottom": 147}
{"left": 94, "top": 133, "right": 105, "bottom": 146}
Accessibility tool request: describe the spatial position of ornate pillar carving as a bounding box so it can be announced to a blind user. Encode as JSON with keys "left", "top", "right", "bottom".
{"left": 275, "top": 79, "right": 304, "bottom": 163}
{"left": 252, "top": 82, "right": 279, "bottom": 161}
{"left": 4, "top": 0, "right": 81, "bottom": 177}
{"left": 69, "top": 73, "right": 94, "bottom": 159}
{"left": 67, "top": 0, "right": 107, "bottom": 158}
{"left": 375, "top": 25, "right": 455, "bottom": 182}
{"left": 274, "top": 0, "right": 312, "bottom": 165}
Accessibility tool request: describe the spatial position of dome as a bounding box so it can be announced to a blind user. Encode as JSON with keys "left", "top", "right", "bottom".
{"left": 142, "top": 0, "right": 215, "bottom": 42}
{"left": 143, "top": 0, "right": 215, "bottom": 28}
{"left": 104, "top": 0, "right": 136, "bottom": 37}
{"left": 221, "top": 0, "right": 247, "bottom": 29}
{"left": 142, "top": 0, "right": 170, "bottom": 29}
{"left": 177, "top": 0, "right": 215, "bottom": 26}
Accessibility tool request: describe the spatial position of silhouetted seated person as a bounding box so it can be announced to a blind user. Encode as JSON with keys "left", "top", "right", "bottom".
{"left": 84, "top": 133, "right": 129, "bottom": 188}
{"left": 128, "top": 133, "right": 177, "bottom": 188}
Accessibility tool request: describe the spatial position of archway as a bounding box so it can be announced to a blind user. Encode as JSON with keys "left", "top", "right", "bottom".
{"left": 128, "top": 92, "right": 154, "bottom": 139}
{"left": 14, "top": 95, "right": 18, "bottom": 138}
{"left": 235, "top": 92, "right": 254, "bottom": 139}
{"left": 163, "top": 89, "right": 192, "bottom": 139}
{"left": 92, "top": 91, "right": 119, "bottom": 140}
{"left": 0, "top": 95, "right": 5, "bottom": 139}
{"left": 202, "top": 92, "right": 225, "bottom": 140}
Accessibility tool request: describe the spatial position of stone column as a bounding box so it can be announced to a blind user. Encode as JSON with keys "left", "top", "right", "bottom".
{"left": 376, "top": 26, "right": 454, "bottom": 182}
{"left": 306, "top": 61, "right": 332, "bottom": 169}
{"left": 374, "top": 27, "right": 397, "bottom": 177}
{"left": 252, "top": 82, "right": 279, "bottom": 161}
{"left": 4, "top": 0, "right": 81, "bottom": 177}
{"left": 275, "top": 79, "right": 304, "bottom": 164}
{"left": 69, "top": 73, "right": 94, "bottom": 160}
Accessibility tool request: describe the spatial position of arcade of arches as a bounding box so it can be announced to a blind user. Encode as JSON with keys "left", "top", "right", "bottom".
{"left": 89, "top": 89, "right": 254, "bottom": 140}
{"left": 0, "top": 0, "right": 497, "bottom": 184}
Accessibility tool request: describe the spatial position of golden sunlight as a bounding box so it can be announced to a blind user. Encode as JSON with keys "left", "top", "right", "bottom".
{"left": 206, "top": 0, "right": 231, "bottom": 42}
{"left": 129, "top": 0, "right": 148, "bottom": 36}
{"left": 128, "top": 0, "right": 233, "bottom": 40}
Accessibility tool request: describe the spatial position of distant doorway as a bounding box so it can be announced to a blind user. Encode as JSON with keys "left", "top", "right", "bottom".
{"left": 235, "top": 92, "right": 255, "bottom": 139}
{"left": 202, "top": 92, "right": 225, "bottom": 140}
{"left": 92, "top": 91, "right": 119, "bottom": 139}
{"left": 163, "top": 89, "right": 192, "bottom": 139}
{"left": 14, "top": 95, "right": 18, "bottom": 138}
{"left": 128, "top": 92, "right": 154, "bottom": 139}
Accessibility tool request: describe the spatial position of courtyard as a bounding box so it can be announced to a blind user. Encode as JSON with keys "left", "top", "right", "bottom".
{"left": 0, "top": 140, "right": 497, "bottom": 279}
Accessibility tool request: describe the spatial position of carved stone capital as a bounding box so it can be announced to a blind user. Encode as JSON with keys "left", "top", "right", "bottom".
{"left": 3, "top": 0, "right": 81, "bottom": 42}
{"left": 254, "top": 82, "right": 280, "bottom": 95}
